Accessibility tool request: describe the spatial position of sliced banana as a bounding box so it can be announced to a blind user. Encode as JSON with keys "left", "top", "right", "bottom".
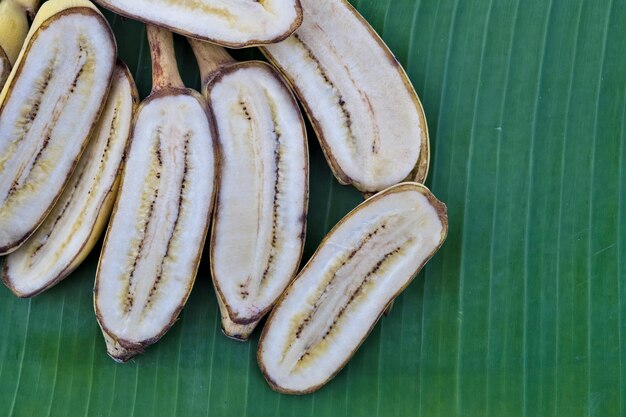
{"left": 94, "top": 0, "right": 303, "bottom": 48}
{"left": 0, "top": 0, "right": 116, "bottom": 255}
{"left": 95, "top": 26, "right": 216, "bottom": 362}
{"left": 258, "top": 183, "right": 447, "bottom": 394}
{"left": 0, "top": 0, "right": 40, "bottom": 89}
{"left": 190, "top": 40, "right": 308, "bottom": 341}
{"left": 262, "top": 0, "right": 429, "bottom": 194}
{"left": 2, "top": 63, "right": 138, "bottom": 298}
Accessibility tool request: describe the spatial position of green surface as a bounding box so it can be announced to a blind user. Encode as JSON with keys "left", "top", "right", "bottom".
{"left": 1, "top": 0, "right": 625, "bottom": 416}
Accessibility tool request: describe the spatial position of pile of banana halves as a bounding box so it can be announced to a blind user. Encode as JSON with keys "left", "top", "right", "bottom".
{"left": 0, "top": 0, "right": 448, "bottom": 394}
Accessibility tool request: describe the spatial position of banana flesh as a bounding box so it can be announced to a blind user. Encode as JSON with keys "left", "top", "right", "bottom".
{"left": 0, "top": 0, "right": 116, "bottom": 255}
{"left": 258, "top": 183, "right": 448, "bottom": 394}
{"left": 2, "top": 63, "right": 137, "bottom": 298}
{"left": 95, "top": 26, "right": 216, "bottom": 362}
{"left": 94, "top": 0, "right": 303, "bottom": 48}
{"left": 191, "top": 40, "right": 308, "bottom": 341}
{"left": 262, "top": 0, "right": 429, "bottom": 194}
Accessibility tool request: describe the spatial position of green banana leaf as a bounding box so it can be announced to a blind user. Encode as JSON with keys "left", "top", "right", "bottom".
{"left": 1, "top": 0, "right": 625, "bottom": 415}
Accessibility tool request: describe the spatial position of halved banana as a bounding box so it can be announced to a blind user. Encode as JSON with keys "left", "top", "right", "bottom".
{"left": 95, "top": 26, "right": 216, "bottom": 362}
{"left": 258, "top": 183, "right": 448, "bottom": 394}
{"left": 2, "top": 63, "right": 138, "bottom": 298}
{"left": 0, "top": 0, "right": 116, "bottom": 255}
{"left": 0, "top": 0, "right": 40, "bottom": 89}
{"left": 93, "top": 0, "right": 303, "bottom": 48}
{"left": 190, "top": 40, "right": 308, "bottom": 341}
{"left": 262, "top": 0, "right": 429, "bottom": 194}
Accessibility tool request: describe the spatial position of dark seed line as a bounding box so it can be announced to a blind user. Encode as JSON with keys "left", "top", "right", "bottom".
{"left": 259, "top": 104, "right": 284, "bottom": 288}
{"left": 362, "top": 93, "right": 380, "bottom": 154}
{"left": 30, "top": 103, "right": 119, "bottom": 265}
{"left": 236, "top": 97, "right": 258, "bottom": 299}
{"left": 293, "top": 224, "right": 387, "bottom": 339}
{"left": 295, "top": 244, "right": 406, "bottom": 364}
{"left": 239, "top": 100, "right": 252, "bottom": 121}
{"left": 14, "top": 55, "right": 56, "bottom": 142}
{"left": 0, "top": 56, "right": 56, "bottom": 203}
{"left": 291, "top": 34, "right": 356, "bottom": 147}
{"left": 308, "top": 21, "right": 380, "bottom": 154}
{"left": 145, "top": 132, "right": 191, "bottom": 310}
{"left": 87, "top": 106, "right": 118, "bottom": 197}
{"left": 124, "top": 128, "right": 163, "bottom": 313}
{"left": 27, "top": 168, "right": 88, "bottom": 261}
{"left": 7, "top": 47, "right": 89, "bottom": 199}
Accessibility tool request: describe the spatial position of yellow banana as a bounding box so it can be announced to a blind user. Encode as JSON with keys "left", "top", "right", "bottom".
{"left": 0, "top": 0, "right": 39, "bottom": 89}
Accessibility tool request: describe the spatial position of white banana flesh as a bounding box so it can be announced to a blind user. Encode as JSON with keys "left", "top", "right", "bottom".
{"left": 263, "top": 0, "right": 429, "bottom": 193}
{"left": 95, "top": 26, "right": 216, "bottom": 362}
{"left": 258, "top": 183, "right": 448, "bottom": 394}
{"left": 0, "top": 0, "right": 116, "bottom": 255}
{"left": 94, "top": 0, "right": 303, "bottom": 48}
{"left": 199, "top": 52, "right": 308, "bottom": 340}
{"left": 2, "top": 64, "right": 137, "bottom": 298}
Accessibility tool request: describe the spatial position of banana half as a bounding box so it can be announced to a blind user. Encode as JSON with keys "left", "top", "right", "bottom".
{"left": 95, "top": 26, "right": 216, "bottom": 362}
{"left": 94, "top": 0, "right": 303, "bottom": 48}
{"left": 0, "top": 0, "right": 116, "bottom": 255}
{"left": 190, "top": 40, "right": 308, "bottom": 341}
{"left": 262, "top": 0, "right": 429, "bottom": 194}
{"left": 2, "top": 63, "right": 138, "bottom": 298}
{"left": 258, "top": 183, "right": 448, "bottom": 394}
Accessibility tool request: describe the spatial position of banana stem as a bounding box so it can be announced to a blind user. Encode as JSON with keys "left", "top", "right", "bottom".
{"left": 189, "top": 38, "right": 236, "bottom": 87}
{"left": 147, "top": 25, "right": 184, "bottom": 92}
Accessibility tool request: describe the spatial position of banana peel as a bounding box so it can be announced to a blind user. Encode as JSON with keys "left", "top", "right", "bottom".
{"left": 94, "top": 26, "right": 216, "bottom": 362}
{"left": 190, "top": 39, "right": 308, "bottom": 341}
{"left": 2, "top": 62, "right": 138, "bottom": 298}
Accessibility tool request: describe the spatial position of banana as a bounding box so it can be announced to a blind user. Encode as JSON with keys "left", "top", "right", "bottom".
{"left": 95, "top": 26, "right": 216, "bottom": 362}
{"left": 2, "top": 63, "right": 138, "bottom": 298}
{"left": 0, "top": 0, "right": 116, "bottom": 255}
{"left": 262, "top": 0, "right": 430, "bottom": 194}
{"left": 258, "top": 183, "right": 448, "bottom": 394}
{"left": 93, "top": 0, "right": 303, "bottom": 48}
{"left": 190, "top": 39, "right": 308, "bottom": 341}
{"left": 0, "top": 0, "right": 40, "bottom": 89}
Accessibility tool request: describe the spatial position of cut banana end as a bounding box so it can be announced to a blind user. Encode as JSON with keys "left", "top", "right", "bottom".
{"left": 258, "top": 183, "right": 448, "bottom": 394}
{"left": 2, "top": 63, "right": 138, "bottom": 298}
{"left": 94, "top": 0, "right": 303, "bottom": 48}
{"left": 190, "top": 40, "right": 308, "bottom": 341}
{"left": 95, "top": 26, "right": 216, "bottom": 362}
{"left": 215, "top": 289, "right": 258, "bottom": 341}
{"left": 0, "top": 0, "right": 116, "bottom": 255}
{"left": 262, "top": 0, "right": 429, "bottom": 194}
